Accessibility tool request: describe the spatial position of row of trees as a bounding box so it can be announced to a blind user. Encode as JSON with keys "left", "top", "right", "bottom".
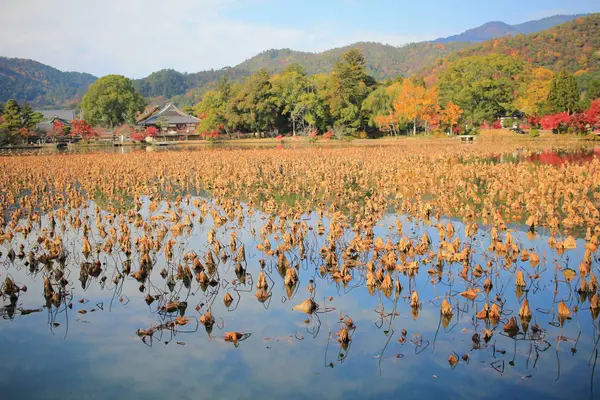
{"left": 0, "top": 100, "right": 44, "bottom": 145}
{"left": 4, "top": 50, "right": 598, "bottom": 145}
{"left": 0, "top": 98, "right": 105, "bottom": 144}
{"left": 194, "top": 50, "right": 600, "bottom": 137}
{"left": 537, "top": 100, "right": 600, "bottom": 134}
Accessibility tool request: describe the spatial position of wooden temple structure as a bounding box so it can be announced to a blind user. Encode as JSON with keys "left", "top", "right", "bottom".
{"left": 136, "top": 103, "right": 201, "bottom": 140}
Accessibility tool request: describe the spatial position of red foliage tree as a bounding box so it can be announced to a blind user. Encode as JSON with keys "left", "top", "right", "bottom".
{"left": 540, "top": 112, "right": 571, "bottom": 133}
{"left": 585, "top": 99, "right": 600, "bottom": 130}
{"left": 569, "top": 112, "right": 588, "bottom": 134}
{"left": 131, "top": 126, "right": 159, "bottom": 142}
{"left": 145, "top": 126, "right": 158, "bottom": 138}
{"left": 527, "top": 116, "right": 541, "bottom": 128}
{"left": 70, "top": 119, "right": 97, "bottom": 141}
{"left": 130, "top": 131, "right": 144, "bottom": 141}
{"left": 199, "top": 129, "right": 219, "bottom": 140}
{"left": 48, "top": 120, "right": 68, "bottom": 142}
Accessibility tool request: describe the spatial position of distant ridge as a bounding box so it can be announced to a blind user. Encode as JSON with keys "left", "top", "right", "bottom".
{"left": 0, "top": 57, "right": 97, "bottom": 107}
{"left": 0, "top": 13, "right": 592, "bottom": 106}
{"left": 432, "top": 13, "right": 587, "bottom": 43}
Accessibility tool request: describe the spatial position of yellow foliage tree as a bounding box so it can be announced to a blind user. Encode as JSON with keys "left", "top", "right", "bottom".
{"left": 516, "top": 68, "right": 554, "bottom": 116}
{"left": 393, "top": 80, "right": 439, "bottom": 135}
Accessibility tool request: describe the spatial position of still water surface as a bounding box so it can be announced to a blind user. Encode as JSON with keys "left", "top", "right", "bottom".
{"left": 0, "top": 147, "right": 599, "bottom": 400}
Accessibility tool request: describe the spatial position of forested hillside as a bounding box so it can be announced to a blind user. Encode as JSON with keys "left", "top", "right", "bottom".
{"left": 235, "top": 42, "right": 467, "bottom": 80}
{"left": 423, "top": 14, "right": 600, "bottom": 84}
{"left": 0, "top": 57, "right": 97, "bottom": 106}
{"left": 132, "top": 67, "right": 250, "bottom": 106}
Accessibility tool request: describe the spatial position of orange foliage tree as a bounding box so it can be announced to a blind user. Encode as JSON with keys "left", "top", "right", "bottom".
{"left": 392, "top": 80, "right": 439, "bottom": 135}
{"left": 440, "top": 101, "right": 463, "bottom": 135}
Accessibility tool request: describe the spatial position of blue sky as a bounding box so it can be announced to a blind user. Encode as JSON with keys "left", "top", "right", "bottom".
{"left": 228, "top": 0, "right": 596, "bottom": 38}
{"left": 0, "top": 0, "right": 597, "bottom": 78}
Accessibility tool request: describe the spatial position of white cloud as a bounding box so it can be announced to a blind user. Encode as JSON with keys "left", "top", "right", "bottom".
{"left": 0, "top": 0, "right": 428, "bottom": 78}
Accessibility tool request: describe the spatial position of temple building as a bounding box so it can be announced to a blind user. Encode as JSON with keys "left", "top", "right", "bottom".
{"left": 35, "top": 109, "right": 76, "bottom": 133}
{"left": 136, "top": 103, "right": 200, "bottom": 139}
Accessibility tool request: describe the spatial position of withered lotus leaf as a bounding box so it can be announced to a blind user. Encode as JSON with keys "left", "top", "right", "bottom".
{"left": 448, "top": 353, "right": 458, "bottom": 367}
{"left": 519, "top": 298, "right": 532, "bottom": 320}
{"left": 460, "top": 288, "right": 479, "bottom": 301}
{"left": 563, "top": 235, "right": 577, "bottom": 250}
{"left": 558, "top": 301, "right": 571, "bottom": 319}
{"left": 224, "top": 292, "right": 234, "bottom": 307}
{"left": 476, "top": 303, "right": 489, "bottom": 320}
{"left": 529, "top": 252, "right": 540, "bottom": 267}
{"left": 200, "top": 311, "right": 215, "bottom": 328}
{"left": 337, "top": 327, "right": 351, "bottom": 344}
{"left": 292, "top": 298, "right": 318, "bottom": 314}
{"left": 410, "top": 290, "right": 420, "bottom": 308}
{"left": 224, "top": 332, "right": 244, "bottom": 343}
{"left": 257, "top": 271, "right": 268, "bottom": 290}
{"left": 504, "top": 317, "right": 519, "bottom": 336}
{"left": 562, "top": 268, "right": 576, "bottom": 282}
{"left": 441, "top": 299, "right": 453, "bottom": 316}
{"left": 515, "top": 270, "right": 526, "bottom": 287}
{"left": 255, "top": 289, "right": 270, "bottom": 303}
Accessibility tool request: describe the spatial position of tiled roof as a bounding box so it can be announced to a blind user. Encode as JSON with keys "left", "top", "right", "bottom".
{"left": 36, "top": 109, "right": 76, "bottom": 122}
{"left": 137, "top": 103, "right": 200, "bottom": 125}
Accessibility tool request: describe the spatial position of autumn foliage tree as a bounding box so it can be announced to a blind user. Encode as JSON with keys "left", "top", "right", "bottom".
{"left": 586, "top": 99, "right": 600, "bottom": 129}
{"left": 439, "top": 101, "right": 463, "bottom": 135}
{"left": 48, "top": 120, "right": 69, "bottom": 142}
{"left": 18, "top": 127, "right": 33, "bottom": 142}
{"left": 131, "top": 126, "right": 158, "bottom": 141}
{"left": 540, "top": 112, "right": 572, "bottom": 133}
{"left": 70, "top": 119, "right": 97, "bottom": 141}
{"left": 516, "top": 68, "right": 554, "bottom": 116}
{"left": 392, "top": 79, "right": 439, "bottom": 135}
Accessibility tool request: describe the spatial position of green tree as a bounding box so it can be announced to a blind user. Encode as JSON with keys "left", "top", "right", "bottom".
{"left": 438, "top": 54, "right": 527, "bottom": 123}
{"left": 0, "top": 100, "right": 22, "bottom": 144}
{"left": 0, "top": 100, "right": 22, "bottom": 134}
{"left": 0, "top": 100, "right": 43, "bottom": 144}
{"left": 547, "top": 69, "right": 580, "bottom": 113}
{"left": 232, "top": 69, "right": 277, "bottom": 136}
{"left": 361, "top": 82, "right": 404, "bottom": 135}
{"left": 81, "top": 75, "right": 145, "bottom": 127}
{"left": 326, "top": 49, "right": 375, "bottom": 132}
{"left": 270, "top": 64, "right": 311, "bottom": 136}
{"left": 301, "top": 74, "right": 330, "bottom": 133}
{"left": 20, "top": 103, "right": 43, "bottom": 131}
{"left": 194, "top": 76, "right": 239, "bottom": 137}
{"left": 584, "top": 79, "right": 600, "bottom": 106}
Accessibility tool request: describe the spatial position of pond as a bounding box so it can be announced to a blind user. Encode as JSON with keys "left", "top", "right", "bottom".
{"left": 0, "top": 144, "right": 599, "bottom": 399}
{"left": 0, "top": 140, "right": 354, "bottom": 156}
{"left": 471, "top": 147, "right": 600, "bottom": 165}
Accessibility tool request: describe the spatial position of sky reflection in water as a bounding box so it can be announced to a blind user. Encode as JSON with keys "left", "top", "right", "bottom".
{"left": 0, "top": 194, "right": 599, "bottom": 400}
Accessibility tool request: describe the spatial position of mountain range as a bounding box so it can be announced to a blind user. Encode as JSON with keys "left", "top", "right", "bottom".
{"left": 0, "top": 13, "right": 595, "bottom": 107}
{"left": 432, "top": 14, "right": 586, "bottom": 43}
